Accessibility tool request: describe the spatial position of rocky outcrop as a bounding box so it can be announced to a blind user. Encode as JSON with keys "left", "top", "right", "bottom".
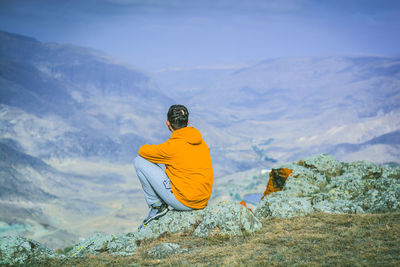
{"left": 0, "top": 235, "right": 61, "bottom": 265}
{"left": 130, "top": 201, "right": 262, "bottom": 242}
{"left": 70, "top": 200, "right": 261, "bottom": 257}
{"left": 256, "top": 154, "right": 400, "bottom": 218}
{"left": 0, "top": 201, "right": 261, "bottom": 263}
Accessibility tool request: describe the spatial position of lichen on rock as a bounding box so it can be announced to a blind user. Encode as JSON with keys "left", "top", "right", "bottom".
{"left": 146, "top": 242, "right": 188, "bottom": 259}
{"left": 255, "top": 192, "right": 313, "bottom": 218}
{"left": 69, "top": 232, "right": 137, "bottom": 257}
{"left": 69, "top": 201, "right": 261, "bottom": 257}
{"left": 130, "top": 207, "right": 206, "bottom": 241}
{"left": 256, "top": 154, "right": 400, "bottom": 219}
{"left": 0, "top": 235, "right": 60, "bottom": 265}
{"left": 193, "top": 201, "right": 262, "bottom": 237}
{"left": 313, "top": 199, "right": 364, "bottom": 214}
{"left": 298, "top": 154, "right": 343, "bottom": 181}
{"left": 343, "top": 160, "right": 383, "bottom": 179}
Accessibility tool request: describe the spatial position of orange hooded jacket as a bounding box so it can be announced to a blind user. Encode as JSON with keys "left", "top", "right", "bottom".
{"left": 138, "top": 126, "right": 214, "bottom": 209}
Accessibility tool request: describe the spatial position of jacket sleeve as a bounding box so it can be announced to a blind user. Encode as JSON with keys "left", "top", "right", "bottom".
{"left": 138, "top": 140, "right": 175, "bottom": 164}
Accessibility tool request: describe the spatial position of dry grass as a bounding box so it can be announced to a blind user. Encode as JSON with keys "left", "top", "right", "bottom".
{"left": 31, "top": 212, "right": 400, "bottom": 266}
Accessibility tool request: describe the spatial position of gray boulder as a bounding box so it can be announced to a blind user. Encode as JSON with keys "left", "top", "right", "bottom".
{"left": 255, "top": 192, "right": 314, "bottom": 218}
{"left": 69, "top": 233, "right": 137, "bottom": 257}
{"left": 131, "top": 208, "right": 206, "bottom": 241}
{"left": 313, "top": 199, "right": 364, "bottom": 214}
{"left": 278, "top": 164, "right": 328, "bottom": 197}
{"left": 344, "top": 160, "right": 383, "bottom": 179}
{"left": 354, "top": 178, "right": 400, "bottom": 213}
{"left": 298, "top": 154, "right": 343, "bottom": 180}
{"left": 146, "top": 242, "right": 188, "bottom": 259}
{"left": 0, "top": 235, "right": 59, "bottom": 265}
{"left": 316, "top": 173, "right": 400, "bottom": 213}
{"left": 131, "top": 201, "right": 261, "bottom": 240}
{"left": 382, "top": 165, "right": 400, "bottom": 179}
{"left": 193, "top": 201, "right": 262, "bottom": 237}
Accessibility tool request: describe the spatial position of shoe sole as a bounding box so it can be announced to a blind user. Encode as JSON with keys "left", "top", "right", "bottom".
{"left": 142, "top": 208, "right": 168, "bottom": 226}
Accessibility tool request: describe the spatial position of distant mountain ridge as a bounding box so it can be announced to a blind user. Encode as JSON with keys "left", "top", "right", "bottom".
{"left": 0, "top": 30, "right": 169, "bottom": 115}
{"left": 154, "top": 56, "right": 400, "bottom": 170}
{"left": 0, "top": 30, "right": 173, "bottom": 163}
{"left": 330, "top": 130, "right": 400, "bottom": 154}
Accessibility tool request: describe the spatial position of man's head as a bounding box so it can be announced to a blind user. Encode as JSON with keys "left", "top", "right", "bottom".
{"left": 167, "top": 104, "right": 189, "bottom": 131}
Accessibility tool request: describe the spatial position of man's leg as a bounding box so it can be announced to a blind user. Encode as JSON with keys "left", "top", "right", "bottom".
{"left": 134, "top": 155, "right": 163, "bottom": 206}
{"left": 134, "top": 155, "right": 192, "bottom": 211}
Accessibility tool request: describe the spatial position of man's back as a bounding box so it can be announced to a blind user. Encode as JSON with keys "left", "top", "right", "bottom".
{"left": 139, "top": 126, "right": 213, "bottom": 209}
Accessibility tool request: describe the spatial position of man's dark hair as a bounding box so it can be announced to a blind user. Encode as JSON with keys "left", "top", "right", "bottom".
{"left": 167, "top": 104, "right": 189, "bottom": 130}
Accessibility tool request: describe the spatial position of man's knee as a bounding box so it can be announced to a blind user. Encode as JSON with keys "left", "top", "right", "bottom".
{"left": 134, "top": 155, "right": 144, "bottom": 169}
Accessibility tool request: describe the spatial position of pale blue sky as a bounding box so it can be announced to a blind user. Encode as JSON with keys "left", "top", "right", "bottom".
{"left": 1, "top": 0, "right": 399, "bottom": 71}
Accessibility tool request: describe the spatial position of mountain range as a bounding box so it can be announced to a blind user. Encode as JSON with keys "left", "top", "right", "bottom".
{"left": 0, "top": 30, "right": 399, "bottom": 248}
{"left": 154, "top": 56, "right": 400, "bottom": 169}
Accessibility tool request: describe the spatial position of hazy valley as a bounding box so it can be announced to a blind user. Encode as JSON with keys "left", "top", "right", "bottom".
{"left": 1, "top": 30, "right": 399, "bottom": 249}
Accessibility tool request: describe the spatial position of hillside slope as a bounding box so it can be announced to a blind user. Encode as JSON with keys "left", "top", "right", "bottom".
{"left": 0, "top": 30, "right": 173, "bottom": 163}
{"left": 0, "top": 31, "right": 170, "bottom": 248}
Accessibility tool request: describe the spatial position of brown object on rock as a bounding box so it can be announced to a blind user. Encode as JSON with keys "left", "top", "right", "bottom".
{"left": 261, "top": 168, "right": 293, "bottom": 200}
{"left": 239, "top": 200, "right": 254, "bottom": 215}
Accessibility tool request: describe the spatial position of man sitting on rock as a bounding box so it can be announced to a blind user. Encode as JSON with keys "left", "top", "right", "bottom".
{"left": 134, "top": 104, "right": 214, "bottom": 230}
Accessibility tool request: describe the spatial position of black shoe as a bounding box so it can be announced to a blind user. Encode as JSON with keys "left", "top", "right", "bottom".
{"left": 138, "top": 202, "right": 168, "bottom": 230}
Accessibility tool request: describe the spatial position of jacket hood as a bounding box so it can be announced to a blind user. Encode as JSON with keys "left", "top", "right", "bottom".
{"left": 171, "top": 127, "right": 203, "bottom": 145}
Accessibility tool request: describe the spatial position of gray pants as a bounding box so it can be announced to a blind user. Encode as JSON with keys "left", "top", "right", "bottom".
{"left": 134, "top": 155, "right": 192, "bottom": 211}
